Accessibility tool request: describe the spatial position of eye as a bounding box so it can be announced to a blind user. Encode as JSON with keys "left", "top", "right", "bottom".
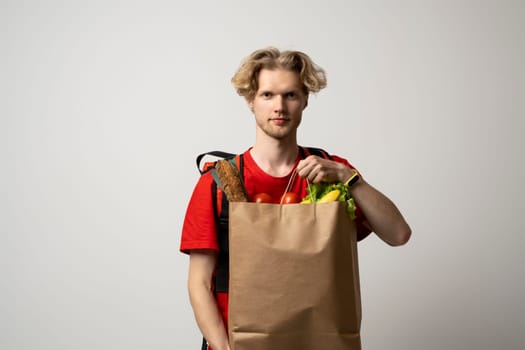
{"left": 261, "top": 92, "right": 272, "bottom": 99}
{"left": 286, "top": 92, "right": 297, "bottom": 99}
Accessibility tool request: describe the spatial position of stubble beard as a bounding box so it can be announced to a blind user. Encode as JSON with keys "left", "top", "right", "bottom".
{"left": 258, "top": 117, "right": 302, "bottom": 141}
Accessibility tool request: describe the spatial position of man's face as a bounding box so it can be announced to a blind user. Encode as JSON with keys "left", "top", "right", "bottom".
{"left": 248, "top": 68, "right": 308, "bottom": 141}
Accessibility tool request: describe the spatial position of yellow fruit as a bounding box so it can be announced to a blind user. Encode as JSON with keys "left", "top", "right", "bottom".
{"left": 301, "top": 198, "right": 312, "bottom": 204}
{"left": 318, "top": 189, "right": 340, "bottom": 203}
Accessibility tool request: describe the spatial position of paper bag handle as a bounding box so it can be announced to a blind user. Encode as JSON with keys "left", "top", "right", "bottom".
{"left": 280, "top": 168, "right": 302, "bottom": 204}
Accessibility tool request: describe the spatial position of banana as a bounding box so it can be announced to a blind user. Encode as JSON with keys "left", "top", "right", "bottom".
{"left": 317, "top": 189, "right": 341, "bottom": 203}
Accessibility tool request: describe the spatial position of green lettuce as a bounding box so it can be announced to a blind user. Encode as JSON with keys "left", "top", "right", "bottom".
{"left": 303, "top": 182, "right": 357, "bottom": 220}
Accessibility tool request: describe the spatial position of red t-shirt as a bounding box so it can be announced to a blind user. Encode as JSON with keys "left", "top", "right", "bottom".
{"left": 180, "top": 147, "right": 369, "bottom": 334}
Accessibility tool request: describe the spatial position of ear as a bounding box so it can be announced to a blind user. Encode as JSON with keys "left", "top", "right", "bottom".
{"left": 303, "top": 95, "right": 309, "bottom": 110}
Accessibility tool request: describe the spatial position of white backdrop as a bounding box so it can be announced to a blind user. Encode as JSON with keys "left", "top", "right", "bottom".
{"left": 2, "top": 1, "right": 524, "bottom": 349}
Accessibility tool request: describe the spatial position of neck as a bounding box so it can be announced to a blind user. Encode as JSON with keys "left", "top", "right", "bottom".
{"left": 251, "top": 138, "right": 299, "bottom": 177}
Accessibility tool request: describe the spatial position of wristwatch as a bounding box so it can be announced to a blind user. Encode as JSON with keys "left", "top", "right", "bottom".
{"left": 344, "top": 169, "right": 360, "bottom": 188}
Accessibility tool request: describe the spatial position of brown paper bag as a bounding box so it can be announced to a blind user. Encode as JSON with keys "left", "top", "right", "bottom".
{"left": 228, "top": 201, "right": 362, "bottom": 350}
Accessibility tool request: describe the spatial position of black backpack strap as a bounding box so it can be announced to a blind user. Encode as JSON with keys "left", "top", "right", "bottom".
{"left": 214, "top": 154, "right": 244, "bottom": 293}
{"left": 214, "top": 184, "right": 230, "bottom": 292}
{"left": 196, "top": 151, "right": 237, "bottom": 174}
{"left": 194, "top": 150, "right": 242, "bottom": 294}
{"left": 301, "top": 146, "right": 331, "bottom": 159}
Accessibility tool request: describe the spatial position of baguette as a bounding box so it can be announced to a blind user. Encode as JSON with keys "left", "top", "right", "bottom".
{"left": 215, "top": 160, "right": 249, "bottom": 202}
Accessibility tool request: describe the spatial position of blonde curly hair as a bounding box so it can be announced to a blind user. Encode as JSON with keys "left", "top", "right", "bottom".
{"left": 231, "top": 47, "right": 327, "bottom": 101}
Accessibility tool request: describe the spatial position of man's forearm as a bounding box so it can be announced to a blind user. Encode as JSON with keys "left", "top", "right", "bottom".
{"left": 188, "top": 251, "right": 231, "bottom": 350}
{"left": 189, "top": 283, "right": 230, "bottom": 350}
{"left": 350, "top": 180, "right": 411, "bottom": 246}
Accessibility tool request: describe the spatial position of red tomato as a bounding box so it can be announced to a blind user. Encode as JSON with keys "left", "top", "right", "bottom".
{"left": 281, "top": 192, "right": 301, "bottom": 204}
{"left": 253, "top": 193, "right": 273, "bottom": 203}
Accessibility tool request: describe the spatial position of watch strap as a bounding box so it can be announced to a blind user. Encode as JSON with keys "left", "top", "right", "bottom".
{"left": 344, "top": 169, "right": 360, "bottom": 187}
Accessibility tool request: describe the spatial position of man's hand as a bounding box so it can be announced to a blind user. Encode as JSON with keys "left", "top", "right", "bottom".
{"left": 296, "top": 155, "right": 353, "bottom": 184}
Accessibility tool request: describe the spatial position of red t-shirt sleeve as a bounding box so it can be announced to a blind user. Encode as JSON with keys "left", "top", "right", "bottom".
{"left": 180, "top": 172, "right": 219, "bottom": 254}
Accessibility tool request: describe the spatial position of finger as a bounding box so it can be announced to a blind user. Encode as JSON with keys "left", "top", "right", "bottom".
{"left": 296, "top": 159, "right": 306, "bottom": 172}
{"left": 311, "top": 171, "right": 324, "bottom": 183}
{"left": 308, "top": 164, "right": 323, "bottom": 182}
{"left": 297, "top": 161, "right": 314, "bottom": 178}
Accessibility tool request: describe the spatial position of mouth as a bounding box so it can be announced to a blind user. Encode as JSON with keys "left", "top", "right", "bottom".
{"left": 270, "top": 118, "right": 289, "bottom": 125}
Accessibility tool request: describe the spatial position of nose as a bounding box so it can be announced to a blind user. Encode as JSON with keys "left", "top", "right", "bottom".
{"left": 274, "top": 95, "right": 286, "bottom": 114}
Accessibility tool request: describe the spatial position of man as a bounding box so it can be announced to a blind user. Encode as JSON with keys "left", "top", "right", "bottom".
{"left": 180, "top": 47, "right": 411, "bottom": 350}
